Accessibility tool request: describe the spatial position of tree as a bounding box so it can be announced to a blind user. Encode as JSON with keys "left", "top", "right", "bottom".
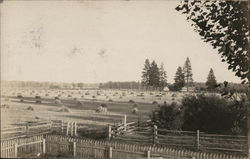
{"left": 176, "top": 1, "right": 249, "bottom": 84}
{"left": 173, "top": 66, "right": 185, "bottom": 91}
{"left": 141, "top": 59, "right": 151, "bottom": 89}
{"left": 176, "top": 1, "right": 250, "bottom": 155}
{"left": 159, "top": 63, "right": 168, "bottom": 91}
{"left": 149, "top": 61, "right": 160, "bottom": 89}
{"left": 182, "top": 94, "right": 247, "bottom": 135}
{"left": 206, "top": 68, "right": 217, "bottom": 90}
{"left": 183, "top": 57, "right": 193, "bottom": 91}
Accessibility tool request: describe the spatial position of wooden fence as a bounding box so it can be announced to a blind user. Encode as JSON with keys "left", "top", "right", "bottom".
{"left": 1, "top": 134, "right": 248, "bottom": 159}
{"left": 109, "top": 116, "right": 248, "bottom": 155}
{"left": 1, "top": 135, "right": 44, "bottom": 158}
{"left": 44, "top": 134, "right": 247, "bottom": 159}
{"left": 1, "top": 119, "right": 78, "bottom": 140}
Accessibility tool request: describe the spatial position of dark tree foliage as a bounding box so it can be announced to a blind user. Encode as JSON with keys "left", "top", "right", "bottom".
{"left": 206, "top": 68, "right": 217, "bottom": 90}
{"left": 141, "top": 59, "right": 151, "bottom": 88}
{"left": 176, "top": 1, "right": 249, "bottom": 83}
{"left": 183, "top": 57, "right": 194, "bottom": 91}
{"left": 182, "top": 94, "right": 247, "bottom": 135}
{"left": 151, "top": 102, "right": 183, "bottom": 130}
{"left": 149, "top": 61, "right": 160, "bottom": 89}
{"left": 159, "top": 63, "right": 168, "bottom": 91}
{"left": 173, "top": 66, "right": 185, "bottom": 91}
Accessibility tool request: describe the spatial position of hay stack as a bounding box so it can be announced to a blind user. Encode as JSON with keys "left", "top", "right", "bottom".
{"left": 58, "top": 106, "right": 70, "bottom": 112}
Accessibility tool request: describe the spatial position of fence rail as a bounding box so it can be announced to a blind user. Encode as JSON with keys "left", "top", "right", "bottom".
{"left": 109, "top": 116, "right": 248, "bottom": 155}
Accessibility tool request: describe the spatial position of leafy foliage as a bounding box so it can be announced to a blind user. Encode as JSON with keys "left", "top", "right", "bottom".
{"left": 151, "top": 102, "right": 183, "bottom": 130}
{"left": 182, "top": 94, "right": 247, "bottom": 135}
{"left": 176, "top": 1, "right": 249, "bottom": 83}
{"left": 151, "top": 94, "right": 247, "bottom": 135}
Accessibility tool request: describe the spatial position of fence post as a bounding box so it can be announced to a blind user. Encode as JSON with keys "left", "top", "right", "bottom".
{"left": 124, "top": 115, "right": 127, "bottom": 132}
{"left": 66, "top": 122, "right": 69, "bottom": 136}
{"left": 153, "top": 125, "right": 158, "bottom": 145}
{"left": 108, "top": 125, "right": 112, "bottom": 140}
{"left": 108, "top": 146, "right": 112, "bottom": 159}
{"left": 71, "top": 122, "right": 74, "bottom": 136}
{"left": 196, "top": 130, "right": 200, "bottom": 150}
{"left": 25, "top": 123, "right": 29, "bottom": 136}
{"left": 147, "top": 150, "right": 150, "bottom": 159}
{"left": 74, "top": 121, "right": 77, "bottom": 136}
{"left": 14, "top": 143, "right": 18, "bottom": 158}
{"left": 42, "top": 138, "right": 46, "bottom": 154}
{"left": 73, "top": 142, "right": 76, "bottom": 157}
{"left": 61, "top": 120, "right": 64, "bottom": 134}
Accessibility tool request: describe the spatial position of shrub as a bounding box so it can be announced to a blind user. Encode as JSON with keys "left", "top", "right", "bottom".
{"left": 151, "top": 102, "right": 183, "bottom": 130}
{"left": 182, "top": 94, "right": 247, "bottom": 135}
{"left": 55, "top": 96, "right": 60, "bottom": 100}
{"left": 68, "top": 95, "right": 72, "bottom": 97}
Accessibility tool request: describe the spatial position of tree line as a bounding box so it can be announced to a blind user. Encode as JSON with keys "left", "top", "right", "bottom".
{"left": 141, "top": 57, "right": 221, "bottom": 92}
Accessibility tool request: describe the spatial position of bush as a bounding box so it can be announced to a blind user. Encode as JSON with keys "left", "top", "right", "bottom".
{"left": 182, "top": 94, "right": 247, "bottom": 135}
{"left": 151, "top": 102, "right": 183, "bottom": 130}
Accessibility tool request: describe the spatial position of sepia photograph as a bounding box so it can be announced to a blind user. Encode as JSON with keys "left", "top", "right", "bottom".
{"left": 0, "top": 0, "right": 249, "bottom": 158}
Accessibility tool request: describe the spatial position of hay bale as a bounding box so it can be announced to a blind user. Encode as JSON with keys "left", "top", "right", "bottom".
{"left": 152, "top": 101, "right": 158, "bottom": 104}
{"left": 96, "top": 105, "right": 108, "bottom": 113}
{"left": 27, "top": 106, "right": 34, "bottom": 111}
{"left": 58, "top": 106, "right": 70, "bottom": 112}
{"left": 55, "top": 99, "right": 62, "bottom": 105}
{"left": 1, "top": 104, "right": 10, "bottom": 109}
{"left": 77, "top": 101, "right": 84, "bottom": 106}
{"left": 132, "top": 107, "right": 138, "bottom": 114}
{"left": 128, "top": 100, "right": 135, "bottom": 103}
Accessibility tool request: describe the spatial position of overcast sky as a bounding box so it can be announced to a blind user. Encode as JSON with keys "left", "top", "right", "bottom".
{"left": 1, "top": 1, "right": 242, "bottom": 84}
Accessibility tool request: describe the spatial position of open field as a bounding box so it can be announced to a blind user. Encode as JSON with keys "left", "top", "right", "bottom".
{"left": 1, "top": 88, "right": 198, "bottom": 129}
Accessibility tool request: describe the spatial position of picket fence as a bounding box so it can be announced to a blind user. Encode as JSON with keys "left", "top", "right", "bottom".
{"left": 0, "top": 135, "right": 44, "bottom": 158}
{"left": 2, "top": 134, "right": 247, "bottom": 159}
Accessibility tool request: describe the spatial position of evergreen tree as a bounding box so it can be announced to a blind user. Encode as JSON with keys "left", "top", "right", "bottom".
{"left": 206, "top": 68, "right": 217, "bottom": 90}
{"left": 159, "top": 63, "right": 167, "bottom": 91}
{"left": 183, "top": 57, "right": 193, "bottom": 91}
{"left": 149, "top": 61, "right": 160, "bottom": 89}
{"left": 141, "top": 59, "right": 151, "bottom": 89}
{"left": 173, "top": 66, "right": 185, "bottom": 91}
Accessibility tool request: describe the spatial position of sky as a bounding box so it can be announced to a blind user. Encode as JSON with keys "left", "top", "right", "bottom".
{"left": 1, "top": 0, "right": 242, "bottom": 84}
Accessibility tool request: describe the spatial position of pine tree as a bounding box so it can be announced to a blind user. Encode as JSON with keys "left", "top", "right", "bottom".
{"left": 141, "top": 59, "right": 151, "bottom": 89}
{"left": 159, "top": 63, "right": 167, "bottom": 91}
{"left": 206, "top": 68, "right": 217, "bottom": 90}
{"left": 173, "top": 66, "right": 185, "bottom": 91}
{"left": 149, "top": 61, "right": 160, "bottom": 90}
{"left": 183, "top": 57, "right": 193, "bottom": 91}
